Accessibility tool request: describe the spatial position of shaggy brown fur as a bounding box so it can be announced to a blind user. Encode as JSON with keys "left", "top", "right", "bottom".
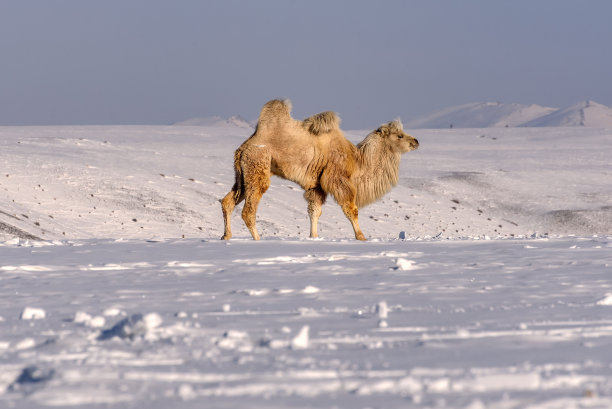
{"left": 221, "top": 99, "right": 419, "bottom": 240}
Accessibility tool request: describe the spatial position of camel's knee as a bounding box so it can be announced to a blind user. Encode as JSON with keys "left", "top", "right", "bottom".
{"left": 340, "top": 202, "right": 359, "bottom": 219}
{"left": 308, "top": 203, "right": 322, "bottom": 219}
{"left": 222, "top": 182, "right": 245, "bottom": 209}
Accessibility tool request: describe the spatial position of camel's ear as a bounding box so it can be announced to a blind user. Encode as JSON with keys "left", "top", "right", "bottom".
{"left": 377, "top": 125, "right": 390, "bottom": 137}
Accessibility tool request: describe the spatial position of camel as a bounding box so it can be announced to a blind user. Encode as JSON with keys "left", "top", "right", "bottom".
{"left": 221, "top": 99, "right": 419, "bottom": 241}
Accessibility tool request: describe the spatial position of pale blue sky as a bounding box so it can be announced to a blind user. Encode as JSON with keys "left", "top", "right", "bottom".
{"left": 1, "top": 1, "right": 611, "bottom": 128}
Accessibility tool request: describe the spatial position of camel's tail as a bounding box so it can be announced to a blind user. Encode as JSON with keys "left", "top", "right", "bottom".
{"left": 229, "top": 146, "right": 246, "bottom": 202}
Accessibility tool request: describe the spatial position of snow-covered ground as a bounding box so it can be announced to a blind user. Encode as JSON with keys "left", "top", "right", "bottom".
{"left": 1, "top": 122, "right": 611, "bottom": 408}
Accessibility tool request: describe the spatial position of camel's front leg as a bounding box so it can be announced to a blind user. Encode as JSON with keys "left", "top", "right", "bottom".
{"left": 326, "top": 175, "right": 366, "bottom": 241}
{"left": 341, "top": 201, "right": 366, "bottom": 241}
{"left": 304, "top": 187, "right": 327, "bottom": 238}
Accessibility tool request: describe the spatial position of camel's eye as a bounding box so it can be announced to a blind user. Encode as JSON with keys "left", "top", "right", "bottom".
{"left": 397, "top": 134, "right": 403, "bottom": 139}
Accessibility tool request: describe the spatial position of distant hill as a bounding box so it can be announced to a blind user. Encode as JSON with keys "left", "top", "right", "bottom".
{"left": 405, "top": 102, "right": 557, "bottom": 129}
{"left": 405, "top": 101, "right": 612, "bottom": 129}
{"left": 173, "top": 115, "right": 253, "bottom": 129}
{"left": 522, "top": 101, "right": 612, "bottom": 127}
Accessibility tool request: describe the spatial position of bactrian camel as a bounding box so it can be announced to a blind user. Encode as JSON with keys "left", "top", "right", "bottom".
{"left": 221, "top": 99, "right": 419, "bottom": 241}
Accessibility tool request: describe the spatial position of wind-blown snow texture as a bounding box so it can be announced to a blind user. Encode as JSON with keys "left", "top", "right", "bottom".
{"left": 1, "top": 122, "right": 611, "bottom": 408}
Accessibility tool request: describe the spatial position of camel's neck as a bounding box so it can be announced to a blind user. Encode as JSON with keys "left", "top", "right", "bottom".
{"left": 354, "top": 135, "right": 401, "bottom": 208}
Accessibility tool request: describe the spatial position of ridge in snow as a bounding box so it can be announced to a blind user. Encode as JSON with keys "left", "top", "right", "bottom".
{"left": 406, "top": 100, "right": 612, "bottom": 129}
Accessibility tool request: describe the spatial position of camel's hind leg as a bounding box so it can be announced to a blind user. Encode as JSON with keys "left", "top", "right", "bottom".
{"left": 304, "top": 187, "right": 327, "bottom": 238}
{"left": 221, "top": 184, "right": 244, "bottom": 240}
{"left": 235, "top": 148, "right": 271, "bottom": 240}
{"left": 241, "top": 167, "right": 270, "bottom": 240}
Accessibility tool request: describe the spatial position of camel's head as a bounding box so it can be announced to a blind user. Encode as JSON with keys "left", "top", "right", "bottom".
{"left": 375, "top": 120, "right": 419, "bottom": 153}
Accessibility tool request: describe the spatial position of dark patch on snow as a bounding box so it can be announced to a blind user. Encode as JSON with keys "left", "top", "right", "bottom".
{"left": 9, "top": 366, "right": 55, "bottom": 394}
{"left": 439, "top": 171, "right": 487, "bottom": 185}
{"left": 98, "top": 314, "right": 145, "bottom": 341}
{"left": 544, "top": 207, "right": 612, "bottom": 234}
{"left": 0, "top": 221, "right": 41, "bottom": 240}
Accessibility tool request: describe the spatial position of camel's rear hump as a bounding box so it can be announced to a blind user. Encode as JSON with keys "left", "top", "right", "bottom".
{"left": 303, "top": 111, "right": 341, "bottom": 135}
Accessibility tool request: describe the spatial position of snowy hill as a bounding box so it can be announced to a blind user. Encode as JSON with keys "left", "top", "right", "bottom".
{"left": 522, "top": 100, "right": 612, "bottom": 127}
{"left": 406, "top": 100, "right": 612, "bottom": 129}
{"left": 405, "top": 102, "right": 557, "bottom": 129}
